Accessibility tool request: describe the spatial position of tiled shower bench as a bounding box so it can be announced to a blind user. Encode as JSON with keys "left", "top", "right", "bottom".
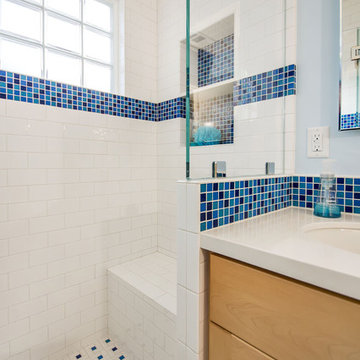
{"left": 108, "top": 253, "right": 177, "bottom": 360}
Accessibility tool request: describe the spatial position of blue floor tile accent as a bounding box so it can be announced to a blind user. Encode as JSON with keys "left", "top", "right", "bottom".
{"left": 67, "top": 337, "right": 126, "bottom": 360}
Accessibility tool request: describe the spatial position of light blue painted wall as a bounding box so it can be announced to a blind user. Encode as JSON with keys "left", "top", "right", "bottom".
{"left": 296, "top": 0, "right": 360, "bottom": 176}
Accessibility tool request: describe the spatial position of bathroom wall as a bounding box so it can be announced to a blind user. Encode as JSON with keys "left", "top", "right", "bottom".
{"left": 296, "top": 0, "right": 360, "bottom": 175}
{"left": 120, "top": 0, "right": 158, "bottom": 103}
{"left": 0, "top": 100, "right": 157, "bottom": 359}
{"left": 156, "top": 0, "right": 297, "bottom": 256}
{"left": 0, "top": 0, "right": 160, "bottom": 356}
{"left": 157, "top": 119, "right": 185, "bottom": 256}
{"left": 158, "top": 0, "right": 296, "bottom": 102}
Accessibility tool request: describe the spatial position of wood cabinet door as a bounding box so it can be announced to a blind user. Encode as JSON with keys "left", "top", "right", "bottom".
{"left": 209, "top": 321, "right": 273, "bottom": 360}
{"left": 210, "top": 254, "right": 360, "bottom": 360}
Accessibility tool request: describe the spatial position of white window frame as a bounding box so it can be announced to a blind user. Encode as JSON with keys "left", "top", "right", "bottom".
{"left": 0, "top": 0, "right": 116, "bottom": 92}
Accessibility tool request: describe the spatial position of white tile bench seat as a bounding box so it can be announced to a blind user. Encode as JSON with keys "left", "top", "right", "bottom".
{"left": 108, "top": 252, "right": 177, "bottom": 360}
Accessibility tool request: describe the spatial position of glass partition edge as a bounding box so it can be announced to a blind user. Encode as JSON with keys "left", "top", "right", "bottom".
{"left": 186, "top": 0, "right": 190, "bottom": 178}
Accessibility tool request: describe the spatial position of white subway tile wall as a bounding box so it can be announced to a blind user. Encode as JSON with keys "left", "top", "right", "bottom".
{"left": 0, "top": 99, "right": 157, "bottom": 359}
{"left": 157, "top": 118, "right": 186, "bottom": 256}
{"left": 122, "top": 0, "right": 158, "bottom": 103}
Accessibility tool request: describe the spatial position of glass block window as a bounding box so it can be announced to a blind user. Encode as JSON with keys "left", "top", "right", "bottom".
{"left": 0, "top": 0, "right": 113, "bottom": 92}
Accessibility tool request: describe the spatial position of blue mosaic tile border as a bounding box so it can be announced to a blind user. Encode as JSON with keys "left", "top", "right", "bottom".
{"left": 292, "top": 176, "right": 360, "bottom": 215}
{"left": 200, "top": 176, "right": 292, "bottom": 231}
{"left": 0, "top": 70, "right": 158, "bottom": 121}
{"left": 158, "top": 97, "right": 186, "bottom": 121}
{"left": 0, "top": 69, "right": 186, "bottom": 122}
{"left": 0, "top": 64, "right": 297, "bottom": 124}
{"left": 233, "top": 65, "right": 296, "bottom": 106}
{"left": 198, "top": 34, "right": 234, "bottom": 88}
{"left": 340, "top": 113, "right": 359, "bottom": 130}
{"left": 199, "top": 175, "right": 360, "bottom": 232}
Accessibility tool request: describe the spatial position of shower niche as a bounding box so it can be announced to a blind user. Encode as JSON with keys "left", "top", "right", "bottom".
{"left": 181, "top": 15, "right": 235, "bottom": 146}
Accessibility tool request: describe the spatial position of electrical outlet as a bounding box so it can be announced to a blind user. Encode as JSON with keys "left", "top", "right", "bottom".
{"left": 311, "top": 129, "right": 323, "bottom": 152}
{"left": 307, "top": 127, "right": 329, "bottom": 158}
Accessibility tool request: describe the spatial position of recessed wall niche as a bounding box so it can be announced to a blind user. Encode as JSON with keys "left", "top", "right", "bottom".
{"left": 181, "top": 15, "right": 235, "bottom": 146}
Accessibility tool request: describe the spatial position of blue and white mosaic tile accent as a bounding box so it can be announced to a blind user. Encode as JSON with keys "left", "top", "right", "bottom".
{"left": 199, "top": 175, "right": 360, "bottom": 232}
{"left": 1, "top": 63, "right": 297, "bottom": 125}
{"left": 340, "top": 113, "right": 359, "bottom": 130}
{"left": 233, "top": 65, "right": 296, "bottom": 106}
{"left": 158, "top": 97, "right": 186, "bottom": 121}
{"left": 67, "top": 337, "right": 125, "bottom": 360}
{"left": 198, "top": 34, "right": 234, "bottom": 88}
{"left": 0, "top": 70, "right": 157, "bottom": 121}
{"left": 200, "top": 176, "right": 292, "bottom": 231}
{"left": 191, "top": 93, "right": 233, "bottom": 146}
{"left": 0, "top": 69, "right": 186, "bottom": 122}
{"left": 292, "top": 176, "right": 360, "bottom": 215}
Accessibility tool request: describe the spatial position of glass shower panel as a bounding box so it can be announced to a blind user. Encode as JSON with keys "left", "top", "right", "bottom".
{"left": 186, "top": 0, "right": 290, "bottom": 179}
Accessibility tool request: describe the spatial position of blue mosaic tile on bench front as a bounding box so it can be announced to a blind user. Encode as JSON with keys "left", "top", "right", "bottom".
{"left": 198, "top": 33, "right": 234, "bottom": 88}
{"left": 340, "top": 113, "right": 359, "bottom": 130}
{"left": 0, "top": 69, "right": 187, "bottom": 122}
{"left": 292, "top": 176, "right": 360, "bottom": 215}
{"left": 200, "top": 176, "right": 292, "bottom": 231}
{"left": 233, "top": 64, "right": 296, "bottom": 106}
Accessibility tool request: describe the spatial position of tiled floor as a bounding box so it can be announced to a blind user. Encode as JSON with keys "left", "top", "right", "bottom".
{"left": 65, "top": 337, "right": 126, "bottom": 360}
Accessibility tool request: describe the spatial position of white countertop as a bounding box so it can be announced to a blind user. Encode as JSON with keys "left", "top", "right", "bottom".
{"left": 201, "top": 207, "right": 360, "bottom": 301}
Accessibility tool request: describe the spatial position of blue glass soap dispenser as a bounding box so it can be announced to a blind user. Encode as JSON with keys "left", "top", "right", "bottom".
{"left": 314, "top": 160, "right": 341, "bottom": 218}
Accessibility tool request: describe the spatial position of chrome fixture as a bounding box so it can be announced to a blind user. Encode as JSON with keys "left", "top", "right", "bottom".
{"left": 265, "top": 162, "right": 275, "bottom": 175}
{"left": 351, "top": 45, "right": 360, "bottom": 61}
{"left": 212, "top": 161, "right": 226, "bottom": 178}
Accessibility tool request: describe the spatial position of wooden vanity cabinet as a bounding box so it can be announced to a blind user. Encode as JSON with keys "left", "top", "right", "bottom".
{"left": 209, "top": 253, "right": 360, "bottom": 360}
{"left": 209, "top": 321, "right": 273, "bottom": 359}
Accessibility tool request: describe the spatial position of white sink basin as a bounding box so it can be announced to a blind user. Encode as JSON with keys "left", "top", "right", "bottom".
{"left": 303, "top": 223, "right": 360, "bottom": 254}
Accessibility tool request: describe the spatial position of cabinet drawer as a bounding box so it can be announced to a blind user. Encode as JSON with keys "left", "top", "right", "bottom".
{"left": 209, "top": 321, "right": 273, "bottom": 360}
{"left": 210, "top": 254, "right": 360, "bottom": 360}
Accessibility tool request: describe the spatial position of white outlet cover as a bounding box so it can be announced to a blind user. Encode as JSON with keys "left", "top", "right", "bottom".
{"left": 307, "top": 126, "right": 330, "bottom": 158}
